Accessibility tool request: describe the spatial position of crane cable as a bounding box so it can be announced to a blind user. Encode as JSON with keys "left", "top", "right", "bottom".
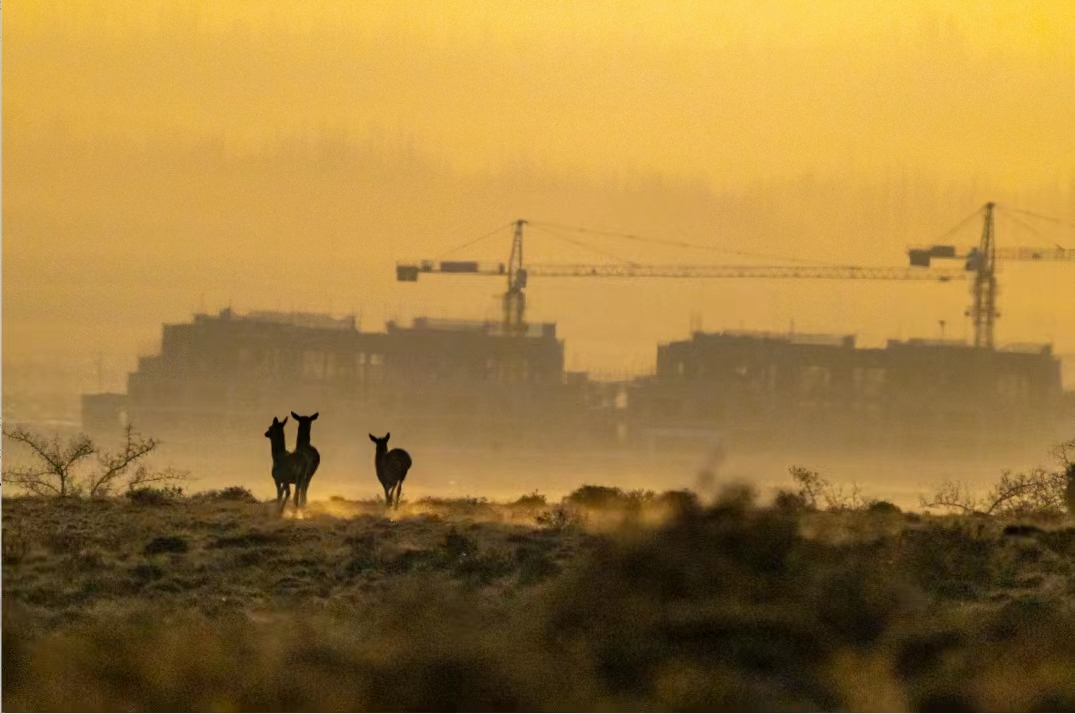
{"left": 1000, "top": 211, "right": 1043, "bottom": 239}
{"left": 926, "top": 205, "right": 985, "bottom": 245}
{"left": 529, "top": 220, "right": 836, "bottom": 265}
{"left": 527, "top": 224, "right": 640, "bottom": 266}
{"left": 433, "top": 220, "right": 518, "bottom": 260}
{"left": 1000, "top": 205, "right": 1075, "bottom": 230}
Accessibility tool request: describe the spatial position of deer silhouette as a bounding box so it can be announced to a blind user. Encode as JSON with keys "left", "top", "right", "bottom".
{"left": 290, "top": 411, "right": 320, "bottom": 508}
{"left": 264, "top": 416, "right": 313, "bottom": 515}
{"left": 369, "top": 433, "right": 411, "bottom": 509}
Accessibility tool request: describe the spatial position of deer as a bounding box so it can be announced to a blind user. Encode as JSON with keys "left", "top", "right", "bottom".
{"left": 290, "top": 411, "right": 321, "bottom": 508}
{"left": 264, "top": 416, "right": 313, "bottom": 515}
{"left": 369, "top": 433, "right": 411, "bottom": 509}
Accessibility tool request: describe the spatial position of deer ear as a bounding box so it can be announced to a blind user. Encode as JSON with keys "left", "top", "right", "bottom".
{"left": 291, "top": 411, "right": 300, "bottom": 419}
{"left": 369, "top": 434, "right": 377, "bottom": 442}
{"left": 385, "top": 432, "right": 390, "bottom": 440}
{"left": 311, "top": 412, "right": 319, "bottom": 420}
{"left": 281, "top": 417, "right": 288, "bottom": 426}
{"left": 272, "top": 416, "right": 279, "bottom": 425}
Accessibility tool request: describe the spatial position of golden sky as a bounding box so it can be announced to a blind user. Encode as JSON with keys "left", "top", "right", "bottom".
{"left": 4, "top": 1, "right": 1075, "bottom": 390}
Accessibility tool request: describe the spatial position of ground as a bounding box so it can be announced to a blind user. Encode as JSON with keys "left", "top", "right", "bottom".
{"left": 4, "top": 488, "right": 1075, "bottom": 711}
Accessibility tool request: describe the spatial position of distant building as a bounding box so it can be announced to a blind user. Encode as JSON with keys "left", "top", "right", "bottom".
{"left": 82, "top": 311, "right": 1072, "bottom": 459}
{"left": 80, "top": 393, "right": 128, "bottom": 435}
{"left": 629, "top": 330, "right": 1068, "bottom": 455}
{"left": 84, "top": 309, "right": 596, "bottom": 449}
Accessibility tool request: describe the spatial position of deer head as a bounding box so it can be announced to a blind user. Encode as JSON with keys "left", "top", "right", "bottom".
{"left": 264, "top": 415, "right": 288, "bottom": 439}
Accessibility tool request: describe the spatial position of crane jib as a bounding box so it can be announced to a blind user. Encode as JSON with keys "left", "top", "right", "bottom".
{"left": 395, "top": 204, "right": 1071, "bottom": 348}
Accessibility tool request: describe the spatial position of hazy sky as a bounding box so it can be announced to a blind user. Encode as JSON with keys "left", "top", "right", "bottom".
{"left": 4, "top": 1, "right": 1074, "bottom": 394}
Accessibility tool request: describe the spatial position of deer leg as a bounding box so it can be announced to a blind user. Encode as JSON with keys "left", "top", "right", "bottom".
{"left": 394, "top": 482, "right": 402, "bottom": 510}
{"left": 281, "top": 484, "right": 291, "bottom": 515}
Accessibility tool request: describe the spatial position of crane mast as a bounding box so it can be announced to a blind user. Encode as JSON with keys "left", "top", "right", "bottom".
{"left": 970, "top": 202, "right": 998, "bottom": 349}
{"left": 503, "top": 219, "right": 528, "bottom": 334}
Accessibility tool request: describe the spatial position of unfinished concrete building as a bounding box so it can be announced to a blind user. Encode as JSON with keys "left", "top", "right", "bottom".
{"left": 82, "top": 309, "right": 591, "bottom": 451}
{"left": 82, "top": 311, "right": 1071, "bottom": 461}
{"left": 629, "top": 330, "right": 1067, "bottom": 456}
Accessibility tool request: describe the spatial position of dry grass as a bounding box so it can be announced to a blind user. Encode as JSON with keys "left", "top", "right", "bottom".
{"left": 5, "top": 488, "right": 1075, "bottom": 711}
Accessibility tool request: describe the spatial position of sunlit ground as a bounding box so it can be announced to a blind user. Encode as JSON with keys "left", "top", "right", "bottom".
{"left": 5, "top": 477, "right": 1075, "bottom": 710}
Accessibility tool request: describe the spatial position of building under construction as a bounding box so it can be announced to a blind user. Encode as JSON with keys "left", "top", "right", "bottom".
{"left": 82, "top": 308, "right": 1072, "bottom": 461}
{"left": 628, "top": 330, "right": 1068, "bottom": 456}
{"left": 82, "top": 308, "right": 601, "bottom": 451}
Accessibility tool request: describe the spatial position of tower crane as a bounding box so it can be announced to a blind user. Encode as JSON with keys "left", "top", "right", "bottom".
{"left": 907, "top": 202, "right": 1075, "bottom": 349}
{"left": 397, "top": 203, "right": 1074, "bottom": 348}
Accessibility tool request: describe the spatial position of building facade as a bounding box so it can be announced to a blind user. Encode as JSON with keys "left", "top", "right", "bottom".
{"left": 629, "top": 330, "right": 1068, "bottom": 455}
{"left": 83, "top": 309, "right": 596, "bottom": 450}
{"left": 82, "top": 312, "right": 1072, "bottom": 459}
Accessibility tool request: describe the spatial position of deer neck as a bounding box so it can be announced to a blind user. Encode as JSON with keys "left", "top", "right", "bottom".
{"left": 296, "top": 423, "right": 313, "bottom": 447}
{"left": 296, "top": 424, "right": 311, "bottom": 448}
{"left": 269, "top": 433, "right": 289, "bottom": 461}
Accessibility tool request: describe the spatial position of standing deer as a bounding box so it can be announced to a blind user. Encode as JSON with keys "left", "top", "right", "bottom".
{"left": 369, "top": 433, "right": 411, "bottom": 509}
{"left": 290, "top": 411, "right": 321, "bottom": 508}
{"left": 264, "top": 416, "right": 313, "bottom": 515}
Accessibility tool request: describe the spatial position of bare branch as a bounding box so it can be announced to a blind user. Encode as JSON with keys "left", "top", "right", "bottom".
{"left": 2, "top": 426, "right": 98, "bottom": 497}
{"left": 89, "top": 424, "right": 161, "bottom": 497}
{"left": 4, "top": 427, "right": 66, "bottom": 475}
{"left": 923, "top": 468, "right": 1069, "bottom": 518}
{"left": 1, "top": 467, "right": 63, "bottom": 496}
{"left": 920, "top": 480, "right": 984, "bottom": 515}
{"left": 127, "top": 465, "right": 191, "bottom": 491}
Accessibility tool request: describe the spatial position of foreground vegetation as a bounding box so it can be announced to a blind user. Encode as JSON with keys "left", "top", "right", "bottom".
{"left": 5, "top": 480, "right": 1075, "bottom": 711}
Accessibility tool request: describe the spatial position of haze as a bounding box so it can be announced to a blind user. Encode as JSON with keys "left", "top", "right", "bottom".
{"left": 4, "top": 0, "right": 1074, "bottom": 413}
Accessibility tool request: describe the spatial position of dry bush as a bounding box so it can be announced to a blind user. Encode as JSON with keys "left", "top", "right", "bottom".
{"left": 536, "top": 504, "right": 586, "bottom": 531}
{"left": 511, "top": 491, "right": 547, "bottom": 509}
{"left": 923, "top": 469, "right": 1069, "bottom": 518}
{"left": 788, "top": 466, "right": 868, "bottom": 512}
{"left": 564, "top": 484, "right": 631, "bottom": 509}
{"left": 2, "top": 534, "right": 30, "bottom": 566}
{"left": 193, "top": 486, "right": 259, "bottom": 503}
{"left": 921, "top": 436, "right": 1075, "bottom": 518}
{"left": 126, "top": 485, "right": 185, "bottom": 506}
{"left": 2, "top": 424, "right": 185, "bottom": 498}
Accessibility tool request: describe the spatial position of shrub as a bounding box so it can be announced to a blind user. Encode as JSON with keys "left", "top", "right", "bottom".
{"left": 656, "top": 489, "right": 701, "bottom": 516}
{"left": 2, "top": 424, "right": 181, "bottom": 498}
{"left": 867, "top": 500, "right": 902, "bottom": 515}
{"left": 774, "top": 489, "right": 809, "bottom": 513}
{"left": 565, "top": 485, "right": 628, "bottom": 509}
{"left": 143, "top": 536, "right": 189, "bottom": 555}
{"left": 536, "top": 504, "right": 585, "bottom": 531}
{"left": 201, "top": 486, "right": 259, "bottom": 503}
{"left": 788, "top": 466, "right": 867, "bottom": 512}
{"left": 512, "top": 491, "right": 548, "bottom": 509}
{"left": 126, "top": 486, "right": 184, "bottom": 505}
{"left": 442, "top": 528, "right": 477, "bottom": 561}
{"left": 515, "top": 546, "right": 561, "bottom": 585}
{"left": 2, "top": 535, "right": 29, "bottom": 566}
